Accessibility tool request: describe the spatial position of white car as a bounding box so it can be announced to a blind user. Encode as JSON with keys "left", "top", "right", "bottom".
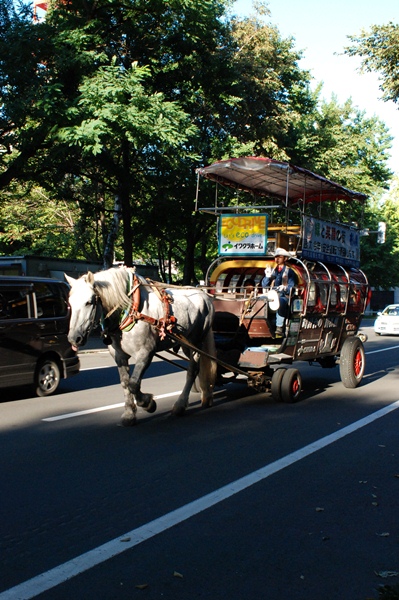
{"left": 374, "top": 304, "right": 399, "bottom": 335}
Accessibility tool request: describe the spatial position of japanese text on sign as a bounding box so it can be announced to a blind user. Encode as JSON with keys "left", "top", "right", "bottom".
{"left": 218, "top": 214, "right": 268, "bottom": 256}
{"left": 302, "top": 217, "right": 360, "bottom": 267}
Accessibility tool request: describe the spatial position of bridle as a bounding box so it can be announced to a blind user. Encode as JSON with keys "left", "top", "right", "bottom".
{"left": 86, "top": 291, "right": 103, "bottom": 334}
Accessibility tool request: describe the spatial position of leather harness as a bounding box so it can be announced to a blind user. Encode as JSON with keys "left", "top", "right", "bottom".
{"left": 119, "top": 275, "right": 177, "bottom": 340}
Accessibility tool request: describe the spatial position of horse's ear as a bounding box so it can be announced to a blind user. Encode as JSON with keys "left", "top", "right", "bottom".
{"left": 65, "top": 274, "right": 76, "bottom": 287}
{"left": 86, "top": 271, "right": 95, "bottom": 285}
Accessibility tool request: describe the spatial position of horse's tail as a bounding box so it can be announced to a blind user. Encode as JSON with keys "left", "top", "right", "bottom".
{"left": 197, "top": 327, "right": 217, "bottom": 406}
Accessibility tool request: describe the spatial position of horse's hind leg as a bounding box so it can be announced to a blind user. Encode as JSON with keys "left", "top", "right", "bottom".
{"left": 172, "top": 350, "right": 200, "bottom": 416}
{"left": 198, "top": 328, "right": 217, "bottom": 408}
{"left": 198, "top": 354, "right": 216, "bottom": 408}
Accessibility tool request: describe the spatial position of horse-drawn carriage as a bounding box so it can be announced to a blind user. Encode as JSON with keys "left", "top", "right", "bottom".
{"left": 66, "top": 156, "right": 370, "bottom": 425}
{"left": 196, "top": 156, "right": 370, "bottom": 403}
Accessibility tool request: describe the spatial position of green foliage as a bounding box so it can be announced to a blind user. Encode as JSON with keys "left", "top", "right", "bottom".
{"left": 360, "top": 177, "right": 399, "bottom": 289}
{"left": 0, "top": 185, "right": 82, "bottom": 257}
{"left": 0, "top": 1, "right": 395, "bottom": 284}
{"left": 289, "top": 96, "right": 392, "bottom": 192}
{"left": 345, "top": 23, "right": 399, "bottom": 104}
{"left": 58, "top": 61, "right": 196, "bottom": 156}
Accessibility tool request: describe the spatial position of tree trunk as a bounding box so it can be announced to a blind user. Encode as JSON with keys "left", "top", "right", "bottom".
{"left": 120, "top": 140, "right": 133, "bottom": 267}
{"left": 121, "top": 187, "right": 133, "bottom": 267}
{"left": 182, "top": 232, "right": 196, "bottom": 284}
{"left": 102, "top": 195, "right": 122, "bottom": 269}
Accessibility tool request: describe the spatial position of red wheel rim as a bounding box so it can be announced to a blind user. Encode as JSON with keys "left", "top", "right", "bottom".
{"left": 292, "top": 377, "right": 300, "bottom": 396}
{"left": 354, "top": 349, "right": 363, "bottom": 377}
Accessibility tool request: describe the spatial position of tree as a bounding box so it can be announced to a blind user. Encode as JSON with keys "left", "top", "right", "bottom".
{"left": 58, "top": 60, "right": 198, "bottom": 267}
{"left": 0, "top": 184, "right": 83, "bottom": 257}
{"left": 1, "top": 0, "right": 234, "bottom": 277}
{"left": 345, "top": 23, "right": 399, "bottom": 104}
{"left": 360, "top": 177, "right": 399, "bottom": 289}
{"left": 0, "top": 0, "right": 395, "bottom": 283}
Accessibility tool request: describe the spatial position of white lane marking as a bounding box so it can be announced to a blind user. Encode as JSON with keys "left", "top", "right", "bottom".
{"left": 42, "top": 392, "right": 178, "bottom": 421}
{"left": 4, "top": 399, "right": 399, "bottom": 600}
{"left": 42, "top": 389, "right": 226, "bottom": 422}
{"left": 366, "top": 345, "right": 399, "bottom": 354}
{"left": 80, "top": 365, "right": 113, "bottom": 371}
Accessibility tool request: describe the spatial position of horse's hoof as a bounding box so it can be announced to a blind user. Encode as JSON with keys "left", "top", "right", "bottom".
{"left": 121, "top": 411, "right": 137, "bottom": 427}
{"left": 171, "top": 405, "right": 186, "bottom": 417}
{"left": 121, "top": 417, "right": 137, "bottom": 427}
{"left": 201, "top": 396, "right": 214, "bottom": 409}
{"left": 145, "top": 399, "right": 157, "bottom": 414}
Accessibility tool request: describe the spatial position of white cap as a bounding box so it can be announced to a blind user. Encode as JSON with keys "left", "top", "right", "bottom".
{"left": 274, "top": 247, "right": 291, "bottom": 257}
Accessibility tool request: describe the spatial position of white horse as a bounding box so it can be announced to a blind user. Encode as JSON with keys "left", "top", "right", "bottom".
{"left": 65, "top": 268, "right": 217, "bottom": 426}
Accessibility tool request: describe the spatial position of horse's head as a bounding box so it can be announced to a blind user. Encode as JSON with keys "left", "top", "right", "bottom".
{"left": 65, "top": 272, "right": 102, "bottom": 351}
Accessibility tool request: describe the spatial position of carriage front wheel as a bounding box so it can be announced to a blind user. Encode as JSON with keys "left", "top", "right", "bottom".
{"left": 271, "top": 367, "right": 302, "bottom": 403}
{"left": 271, "top": 368, "right": 285, "bottom": 402}
{"left": 281, "top": 368, "right": 302, "bottom": 403}
{"left": 339, "top": 337, "right": 365, "bottom": 389}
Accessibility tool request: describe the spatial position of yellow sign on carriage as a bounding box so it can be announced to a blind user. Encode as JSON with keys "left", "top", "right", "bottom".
{"left": 218, "top": 214, "right": 268, "bottom": 256}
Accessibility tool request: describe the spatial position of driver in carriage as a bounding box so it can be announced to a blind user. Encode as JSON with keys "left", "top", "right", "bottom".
{"left": 261, "top": 247, "right": 297, "bottom": 338}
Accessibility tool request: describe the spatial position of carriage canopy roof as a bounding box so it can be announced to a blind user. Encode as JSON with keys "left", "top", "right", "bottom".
{"left": 196, "top": 157, "right": 367, "bottom": 205}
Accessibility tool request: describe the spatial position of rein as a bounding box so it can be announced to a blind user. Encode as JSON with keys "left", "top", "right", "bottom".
{"left": 119, "top": 275, "right": 176, "bottom": 340}
{"left": 90, "top": 293, "right": 103, "bottom": 332}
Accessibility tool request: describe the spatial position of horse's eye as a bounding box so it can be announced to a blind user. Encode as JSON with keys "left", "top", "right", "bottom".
{"left": 86, "top": 300, "right": 94, "bottom": 307}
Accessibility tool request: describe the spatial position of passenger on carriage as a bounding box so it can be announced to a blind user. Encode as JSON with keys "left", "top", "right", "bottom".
{"left": 261, "top": 248, "right": 297, "bottom": 338}
{"left": 243, "top": 278, "right": 256, "bottom": 295}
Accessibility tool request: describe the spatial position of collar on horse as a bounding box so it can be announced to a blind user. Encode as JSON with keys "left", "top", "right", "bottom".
{"left": 119, "top": 273, "right": 176, "bottom": 340}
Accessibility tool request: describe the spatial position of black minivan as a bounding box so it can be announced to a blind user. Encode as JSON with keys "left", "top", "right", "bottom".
{"left": 0, "top": 276, "right": 80, "bottom": 396}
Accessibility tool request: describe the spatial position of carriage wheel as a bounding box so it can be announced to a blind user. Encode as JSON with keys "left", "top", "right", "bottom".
{"left": 271, "top": 368, "right": 286, "bottom": 402}
{"left": 280, "top": 368, "right": 302, "bottom": 403}
{"left": 339, "top": 337, "right": 365, "bottom": 389}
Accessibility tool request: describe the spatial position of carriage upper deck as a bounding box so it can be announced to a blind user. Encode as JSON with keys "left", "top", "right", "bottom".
{"left": 196, "top": 155, "right": 368, "bottom": 273}
{"left": 196, "top": 156, "right": 367, "bottom": 206}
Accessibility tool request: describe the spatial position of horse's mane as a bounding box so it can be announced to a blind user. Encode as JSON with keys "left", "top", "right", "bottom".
{"left": 92, "top": 268, "right": 132, "bottom": 311}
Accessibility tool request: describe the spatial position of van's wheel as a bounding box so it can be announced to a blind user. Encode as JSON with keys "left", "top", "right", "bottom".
{"left": 281, "top": 368, "right": 302, "bottom": 403}
{"left": 271, "top": 368, "right": 286, "bottom": 402}
{"left": 35, "top": 358, "right": 61, "bottom": 397}
{"left": 339, "top": 337, "right": 365, "bottom": 389}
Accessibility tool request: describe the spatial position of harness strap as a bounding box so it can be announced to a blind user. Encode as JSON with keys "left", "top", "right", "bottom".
{"left": 119, "top": 278, "right": 176, "bottom": 340}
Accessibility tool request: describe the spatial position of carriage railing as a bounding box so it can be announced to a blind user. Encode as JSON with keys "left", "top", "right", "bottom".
{"left": 205, "top": 255, "right": 369, "bottom": 321}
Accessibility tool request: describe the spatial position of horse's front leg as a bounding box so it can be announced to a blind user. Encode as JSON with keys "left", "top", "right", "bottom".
{"left": 172, "top": 350, "right": 200, "bottom": 416}
{"left": 117, "top": 362, "right": 139, "bottom": 427}
{"left": 127, "top": 349, "right": 157, "bottom": 416}
{"left": 106, "top": 340, "right": 137, "bottom": 426}
{"left": 108, "top": 343, "right": 138, "bottom": 427}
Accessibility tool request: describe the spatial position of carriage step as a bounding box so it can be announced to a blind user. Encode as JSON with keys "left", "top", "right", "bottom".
{"left": 238, "top": 347, "right": 270, "bottom": 368}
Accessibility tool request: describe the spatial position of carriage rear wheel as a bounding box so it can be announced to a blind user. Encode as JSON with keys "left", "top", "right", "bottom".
{"left": 280, "top": 368, "right": 302, "bottom": 403}
{"left": 339, "top": 337, "right": 365, "bottom": 389}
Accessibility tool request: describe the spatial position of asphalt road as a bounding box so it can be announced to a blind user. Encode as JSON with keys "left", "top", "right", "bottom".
{"left": 1, "top": 324, "right": 399, "bottom": 600}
